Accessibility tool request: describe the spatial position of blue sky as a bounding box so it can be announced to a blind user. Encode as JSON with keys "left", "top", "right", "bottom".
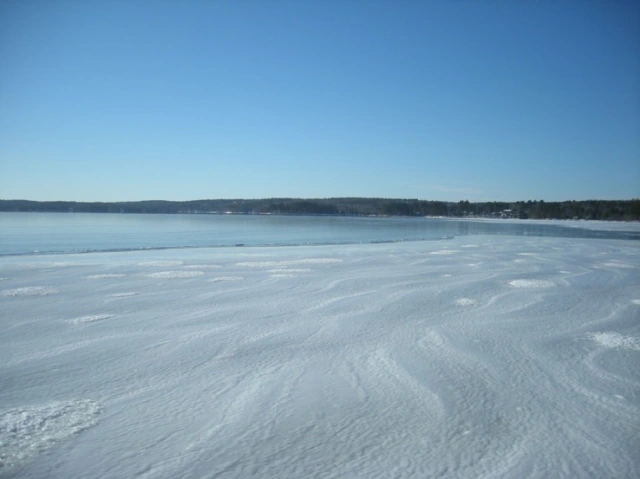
{"left": 1, "top": 0, "right": 638, "bottom": 202}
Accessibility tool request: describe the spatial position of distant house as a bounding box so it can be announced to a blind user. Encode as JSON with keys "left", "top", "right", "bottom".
{"left": 499, "top": 209, "right": 517, "bottom": 219}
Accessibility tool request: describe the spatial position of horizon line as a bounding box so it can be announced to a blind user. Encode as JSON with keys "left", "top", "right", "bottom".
{"left": 1, "top": 197, "right": 638, "bottom": 204}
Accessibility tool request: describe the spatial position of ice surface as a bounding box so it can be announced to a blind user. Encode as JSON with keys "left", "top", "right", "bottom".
{"left": 1, "top": 236, "right": 639, "bottom": 478}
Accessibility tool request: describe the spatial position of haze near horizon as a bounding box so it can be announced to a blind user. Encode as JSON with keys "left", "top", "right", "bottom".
{"left": 1, "top": 1, "right": 639, "bottom": 202}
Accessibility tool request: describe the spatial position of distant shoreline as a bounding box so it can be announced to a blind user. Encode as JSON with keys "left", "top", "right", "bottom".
{"left": 3, "top": 210, "right": 640, "bottom": 222}
{"left": 1, "top": 198, "right": 638, "bottom": 222}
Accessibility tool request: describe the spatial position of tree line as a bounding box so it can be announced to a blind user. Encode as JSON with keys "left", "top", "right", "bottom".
{"left": 0, "top": 198, "right": 638, "bottom": 221}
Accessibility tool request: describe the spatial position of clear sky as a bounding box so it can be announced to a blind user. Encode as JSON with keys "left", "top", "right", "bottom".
{"left": 1, "top": 0, "right": 639, "bottom": 202}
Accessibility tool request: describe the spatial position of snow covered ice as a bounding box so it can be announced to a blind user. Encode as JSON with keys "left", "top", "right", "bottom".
{"left": 1, "top": 236, "right": 639, "bottom": 478}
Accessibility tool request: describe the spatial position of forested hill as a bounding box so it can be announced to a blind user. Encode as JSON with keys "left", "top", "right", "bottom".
{"left": 1, "top": 198, "right": 639, "bottom": 221}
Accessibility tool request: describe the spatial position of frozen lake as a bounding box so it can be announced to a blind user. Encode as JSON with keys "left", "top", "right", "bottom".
{"left": 1, "top": 217, "right": 639, "bottom": 478}
{"left": 1, "top": 212, "right": 639, "bottom": 255}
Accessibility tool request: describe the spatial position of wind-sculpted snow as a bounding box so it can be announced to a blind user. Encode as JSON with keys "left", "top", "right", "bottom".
{"left": 508, "top": 279, "right": 555, "bottom": 288}
{"left": 1, "top": 286, "right": 59, "bottom": 297}
{"left": 6, "top": 262, "right": 70, "bottom": 270}
{"left": 66, "top": 314, "right": 115, "bottom": 325}
{"left": 588, "top": 332, "right": 640, "bottom": 351}
{"left": 455, "top": 297, "right": 477, "bottom": 306}
{"left": 0, "top": 237, "right": 638, "bottom": 478}
{"left": 267, "top": 268, "right": 312, "bottom": 273}
{"left": 138, "top": 261, "right": 184, "bottom": 267}
{"left": 236, "top": 258, "right": 343, "bottom": 267}
{"left": 110, "top": 292, "right": 139, "bottom": 298}
{"left": 87, "top": 274, "right": 126, "bottom": 279}
{"left": 209, "top": 276, "right": 244, "bottom": 282}
{"left": 0, "top": 400, "right": 102, "bottom": 473}
{"left": 146, "top": 271, "right": 205, "bottom": 279}
{"left": 183, "top": 264, "right": 222, "bottom": 269}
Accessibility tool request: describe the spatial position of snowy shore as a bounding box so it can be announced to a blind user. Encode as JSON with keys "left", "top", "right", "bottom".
{"left": 437, "top": 216, "right": 640, "bottom": 233}
{"left": 1, "top": 236, "right": 639, "bottom": 478}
